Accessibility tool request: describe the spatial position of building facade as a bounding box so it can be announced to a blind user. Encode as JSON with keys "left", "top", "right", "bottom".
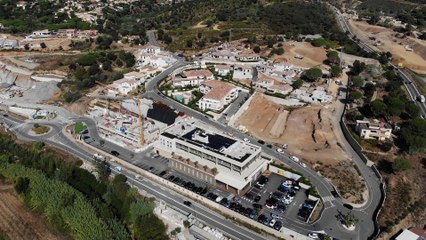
{"left": 154, "top": 119, "right": 268, "bottom": 195}
{"left": 356, "top": 119, "right": 392, "bottom": 141}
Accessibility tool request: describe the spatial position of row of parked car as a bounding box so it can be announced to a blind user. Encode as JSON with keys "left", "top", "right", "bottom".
{"left": 257, "top": 214, "right": 282, "bottom": 231}
{"left": 165, "top": 174, "right": 208, "bottom": 195}
{"left": 298, "top": 200, "right": 317, "bottom": 221}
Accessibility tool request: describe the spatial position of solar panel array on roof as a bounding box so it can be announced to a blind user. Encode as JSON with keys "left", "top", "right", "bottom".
{"left": 147, "top": 103, "right": 178, "bottom": 125}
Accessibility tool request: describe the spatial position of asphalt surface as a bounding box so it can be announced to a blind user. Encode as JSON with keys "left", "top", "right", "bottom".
{"left": 332, "top": 5, "right": 426, "bottom": 118}
{"left": 0, "top": 114, "right": 269, "bottom": 240}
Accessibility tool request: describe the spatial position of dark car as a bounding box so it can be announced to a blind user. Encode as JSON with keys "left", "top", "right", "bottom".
{"left": 343, "top": 203, "right": 353, "bottom": 210}
{"left": 259, "top": 175, "right": 269, "bottom": 183}
{"left": 257, "top": 214, "right": 266, "bottom": 223}
{"left": 159, "top": 171, "right": 167, "bottom": 177}
{"left": 273, "top": 221, "right": 282, "bottom": 231}
{"left": 257, "top": 140, "right": 265, "bottom": 145}
{"left": 111, "top": 150, "right": 120, "bottom": 156}
{"left": 168, "top": 175, "right": 175, "bottom": 181}
{"left": 266, "top": 144, "right": 273, "bottom": 148}
{"left": 183, "top": 201, "right": 192, "bottom": 207}
{"left": 80, "top": 129, "right": 89, "bottom": 134}
{"left": 254, "top": 195, "right": 261, "bottom": 203}
{"left": 331, "top": 190, "right": 339, "bottom": 198}
{"left": 253, "top": 203, "right": 263, "bottom": 210}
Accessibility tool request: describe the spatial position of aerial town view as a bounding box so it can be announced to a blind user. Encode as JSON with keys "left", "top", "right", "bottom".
{"left": 0, "top": 0, "right": 425, "bottom": 240}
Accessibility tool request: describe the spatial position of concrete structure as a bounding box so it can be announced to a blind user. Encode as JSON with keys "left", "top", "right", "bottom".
{"left": 256, "top": 73, "right": 293, "bottom": 95}
{"left": 198, "top": 80, "right": 238, "bottom": 112}
{"left": 0, "top": 38, "right": 18, "bottom": 49}
{"left": 108, "top": 78, "right": 139, "bottom": 95}
{"left": 395, "top": 227, "right": 426, "bottom": 240}
{"left": 232, "top": 65, "right": 253, "bottom": 81}
{"left": 214, "top": 65, "right": 231, "bottom": 76}
{"left": 291, "top": 87, "right": 333, "bottom": 104}
{"left": 155, "top": 118, "right": 268, "bottom": 195}
{"left": 356, "top": 119, "right": 392, "bottom": 141}
{"left": 172, "top": 69, "right": 214, "bottom": 87}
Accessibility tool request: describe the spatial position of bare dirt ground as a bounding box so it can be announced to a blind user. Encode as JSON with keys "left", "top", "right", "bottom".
{"left": 0, "top": 183, "right": 65, "bottom": 240}
{"left": 236, "top": 93, "right": 366, "bottom": 203}
{"left": 349, "top": 20, "right": 426, "bottom": 74}
{"left": 270, "top": 41, "right": 327, "bottom": 68}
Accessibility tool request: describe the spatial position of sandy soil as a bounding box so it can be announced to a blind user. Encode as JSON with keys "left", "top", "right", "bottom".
{"left": 270, "top": 41, "right": 327, "bottom": 68}
{"left": 190, "top": 21, "right": 207, "bottom": 29}
{"left": 349, "top": 20, "right": 426, "bottom": 74}
{"left": 236, "top": 91, "right": 366, "bottom": 203}
{"left": 0, "top": 183, "right": 64, "bottom": 240}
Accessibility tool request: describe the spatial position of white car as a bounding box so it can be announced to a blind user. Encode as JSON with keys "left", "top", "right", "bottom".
{"left": 300, "top": 162, "right": 307, "bottom": 168}
{"left": 243, "top": 138, "right": 250, "bottom": 142}
{"left": 114, "top": 166, "right": 122, "bottom": 172}
{"left": 276, "top": 148, "right": 283, "bottom": 153}
{"left": 282, "top": 144, "right": 288, "bottom": 149}
{"left": 269, "top": 218, "right": 277, "bottom": 227}
{"left": 290, "top": 156, "right": 300, "bottom": 162}
{"left": 307, "top": 233, "right": 319, "bottom": 239}
{"left": 215, "top": 196, "right": 224, "bottom": 203}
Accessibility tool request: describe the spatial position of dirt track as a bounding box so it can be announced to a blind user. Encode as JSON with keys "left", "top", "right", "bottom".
{"left": 349, "top": 20, "right": 426, "bottom": 74}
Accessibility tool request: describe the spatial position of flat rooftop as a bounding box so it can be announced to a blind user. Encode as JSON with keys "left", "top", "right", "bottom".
{"left": 161, "top": 119, "right": 260, "bottom": 163}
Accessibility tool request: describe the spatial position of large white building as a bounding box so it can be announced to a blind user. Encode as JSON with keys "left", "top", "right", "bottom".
{"left": 155, "top": 119, "right": 268, "bottom": 195}
{"left": 356, "top": 119, "right": 392, "bottom": 141}
{"left": 172, "top": 69, "right": 215, "bottom": 87}
{"left": 198, "top": 80, "right": 238, "bottom": 112}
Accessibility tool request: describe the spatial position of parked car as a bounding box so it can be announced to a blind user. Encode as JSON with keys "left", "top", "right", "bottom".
{"left": 159, "top": 171, "right": 167, "bottom": 177}
{"left": 111, "top": 150, "right": 120, "bottom": 157}
{"left": 233, "top": 196, "right": 242, "bottom": 204}
{"left": 290, "top": 155, "right": 300, "bottom": 162}
{"left": 253, "top": 203, "right": 262, "bottom": 210}
{"left": 257, "top": 214, "right": 266, "bottom": 223}
{"left": 183, "top": 201, "right": 192, "bottom": 207}
{"left": 276, "top": 148, "right": 283, "bottom": 153}
{"left": 282, "top": 143, "right": 288, "bottom": 149}
{"left": 257, "top": 140, "right": 265, "bottom": 145}
{"left": 269, "top": 218, "right": 277, "bottom": 227}
{"left": 307, "top": 233, "right": 319, "bottom": 239}
{"left": 343, "top": 203, "right": 353, "bottom": 210}
{"left": 273, "top": 221, "right": 282, "bottom": 231}
{"left": 243, "top": 138, "right": 250, "bottom": 142}
{"left": 254, "top": 195, "right": 261, "bottom": 202}
{"left": 215, "top": 196, "right": 224, "bottom": 203}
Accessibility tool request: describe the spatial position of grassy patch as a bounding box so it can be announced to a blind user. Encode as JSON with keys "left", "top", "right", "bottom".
{"left": 32, "top": 124, "right": 50, "bottom": 135}
{"left": 74, "top": 121, "right": 87, "bottom": 133}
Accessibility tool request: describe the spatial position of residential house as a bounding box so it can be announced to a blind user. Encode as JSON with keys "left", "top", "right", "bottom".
{"left": 0, "top": 39, "right": 18, "bottom": 49}
{"left": 395, "top": 227, "right": 426, "bottom": 240}
{"left": 256, "top": 73, "right": 293, "bottom": 95}
{"left": 108, "top": 78, "right": 139, "bottom": 95}
{"left": 124, "top": 71, "right": 146, "bottom": 82}
{"left": 355, "top": 119, "right": 392, "bottom": 141}
{"left": 30, "top": 29, "right": 54, "bottom": 38}
{"left": 173, "top": 69, "right": 214, "bottom": 87}
{"left": 235, "top": 50, "right": 261, "bottom": 62}
{"left": 57, "top": 29, "right": 78, "bottom": 38}
{"left": 233, "top": 65, "right": 253, "bottom": 81}
{"left": 198, "top": 80, "right": 238, "bottom": 111}
{"left": 214, "top": 65, "right": 232, "bottom": 76}
{"left": 292, "top": 87, "right": 333, "bottom": 104}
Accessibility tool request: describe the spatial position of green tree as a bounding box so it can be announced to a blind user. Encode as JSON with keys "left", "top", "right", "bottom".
{"left": 405, "top": 101, "right": 420, "bottom": 118}
{"left": 370, "top": 100, "right": 388, "bottom": 117}
{"left": 351, "top": 60, "right": 366, "bottom": 75}
{"left": 352, "top": 76, "right": 364, "bottom": 88}
{"left": 400, "top": 118, "right": 426, "bottom": 153}
{"left": 386, "top": 97, "right": 405, "bottom": 116}
{"left": 330, "top": 65, "right": 342, "bottom": 77}
{"left": 186, "top": 39, "right": 193, "bottom": 48}
{"left": 304, "top": 68, "right": 323, "bottom": 82}
{"left": 134, "top": 213, "right": 167, "bottom": 240}
{"left": 327, "top": 51, "right": 340, "bottom": 64}
{"left": 392, "top": 158, "right": 412, "bottom": 172}
{"left": 40, "top": 42, "right": 47, "bottom": 49}
{"left": 14, "top": 177, "right": 30, "bottom": 194}
{"left": 292, "top": 79, "right": 304, "bottom": 89}
{"left": 253, "top": 45, "right": 261, "bottom": 53}
{"left": 350, "top": 91, "right": 363, "bottom": 100}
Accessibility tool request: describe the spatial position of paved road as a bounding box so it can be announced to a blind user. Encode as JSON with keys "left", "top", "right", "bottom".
{"left": 140, "top": 59, "right": 382, "bottom": 239}
{"left": 332, "top": 5, "right": 426, "bottom": 118}
{"left": 146, "top": 30, "right": 160, "bottom": 47}
{"left": 0, "top": 114, "right": 271, "bottom": 240}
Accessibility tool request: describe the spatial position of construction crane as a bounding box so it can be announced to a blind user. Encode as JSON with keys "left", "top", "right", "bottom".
{"left": 136, "top": 97, "right": 145, "bottom": 146}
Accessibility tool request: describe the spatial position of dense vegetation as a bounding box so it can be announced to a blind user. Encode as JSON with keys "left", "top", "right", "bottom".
{"left": 0, "top": 0, "right": 92, "bottom": 33}
{"left": 61, "top": 50, "right": 135, "bottom": 103}
{"left": 0, "top": 134, "right": 168, "bottom": 240}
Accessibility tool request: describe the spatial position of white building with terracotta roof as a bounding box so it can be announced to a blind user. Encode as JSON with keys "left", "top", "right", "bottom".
{"left": 172, "top": 69, "right": 215, "bottom": 87}
{"left": 108, "top": 78, "right": 139, "bottom": 95}
{"left": 214, "top": 65, "right": 232, "bottom": 76}
{"left": 256, "top": 73, "right": 293, "bottom": 95}
{"left": 198, "top": 80, "right": 238, "bottom": 112}
{"left": 232, "top": 65, "right": 253, "bottom": 81}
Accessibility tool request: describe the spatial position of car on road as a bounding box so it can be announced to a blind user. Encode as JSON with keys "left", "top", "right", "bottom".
{"left": 266, "top": 144, "right": 273, "bottom": 148}
{"left": 276, "top": 148, "right": 283, "bottom": 153}
{"left": 111, "top": 150, "right": 120, "bottom": 157}
{"left": 300, "top": 162, "right": 307, "bottom": 168}
{"left": 307, "top": 233, "right": 319, "bottom": 239}
{"left": 135, "top": 174, "right": 141, "bottom": 179}
{"left": 183, "top": 201, "right": 192, "bottom": 207}
{"left": 149, "top": 166, "right": 155, "bottom": 172}
{"left": 290, "top": 155, "right": 300, "bottom": 162}
{"left": 243, "top": 138, "right": 250, "bottom": 142}
{"left": 343, "top": 203, "right": 353, "bottom": 210}
{"left": 331, "top": 190, "right": 339, "bottom": 198}
{"left": 257, "top": 140, "right": 265, "bottom": 145}
{"left": 80, "top": 129, "right": 89, "bottom": 134}
{"left": 114, "top": 166, "right": 122, "bottom": 172}
{"left": 83, "top": 136, "right": 95, "bottom": 144}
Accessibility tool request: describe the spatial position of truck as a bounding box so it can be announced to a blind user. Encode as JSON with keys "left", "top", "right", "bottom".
{"left": 418, "top": 95, "right": 425, "bottom": 103}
